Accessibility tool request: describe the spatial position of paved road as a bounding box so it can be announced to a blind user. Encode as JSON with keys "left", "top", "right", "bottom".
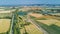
{"left": 27, "top": 14, "right": 49, "bottom": 34}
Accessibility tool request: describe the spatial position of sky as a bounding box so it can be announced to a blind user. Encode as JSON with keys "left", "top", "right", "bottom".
{"left": 0, "top": 0, "right": 60, "bottom": 5}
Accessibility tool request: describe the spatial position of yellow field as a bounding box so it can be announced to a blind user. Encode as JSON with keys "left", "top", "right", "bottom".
{"left": 20, "top": 28, "right": 25, "bottom": 34}
{"left": 37, "top": 19, "right": 60, "bottom": 26}
{"left": 25, "top": 24, "right": 43, "bottom": 34}
{"left": 0, "top": 19, "right": 11, "bottom": 33}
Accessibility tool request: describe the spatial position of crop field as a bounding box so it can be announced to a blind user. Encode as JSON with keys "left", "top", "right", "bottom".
{"left": 25, "top": 24, "right": 43, "bottom": 34}
{"left": 29, "top": 13, "right": 44, "bottom": 18}
{"left": 37, "top": 19, "right": 60, "bottom": 26}
{"left": 0, "top": 6, "right": 60, "bottom": 34}
{"left": 0, "top": 19, "right": 11, "bottom": 33}
{"left": 35, "top": 21, "right": 60, "bottom": 34}
{"left": 30, "top": 13, "right": 60, "bottom": 26}
{"left": 19, "top": 18, "right": 43, "bottom": 34}
{"left": 30, "top": 13, "right": 60, "bottom": 34}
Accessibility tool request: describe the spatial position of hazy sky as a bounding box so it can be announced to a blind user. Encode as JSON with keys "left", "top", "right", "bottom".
{"left": 0, "top": 0, "right": 60, "bottom": 5}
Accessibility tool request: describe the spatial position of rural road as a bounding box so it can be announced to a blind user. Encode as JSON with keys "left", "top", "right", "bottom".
{"left": 9, "top": 14, "right": 14, "bottom": 34}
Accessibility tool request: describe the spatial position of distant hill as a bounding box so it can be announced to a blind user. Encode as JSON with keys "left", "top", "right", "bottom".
{"left": 0, "top": 4, "right": 60, "bottom": 7}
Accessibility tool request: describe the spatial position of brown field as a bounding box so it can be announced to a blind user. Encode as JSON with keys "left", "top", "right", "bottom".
{"left": 29, "top": 13, "right": 44, "bottom": 18}
{"left": 0, "top": 19, "right": 11, "bottom": 33}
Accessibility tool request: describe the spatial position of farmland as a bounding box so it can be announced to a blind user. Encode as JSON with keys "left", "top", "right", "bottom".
{"left": 0, "top": 19, "right": 11, "bottom": 34}
{"left": 0, "top": 6, "right": 60, "bottom": 34}
{"left": 30, "top": 13, "right": 60, "bottom": 34}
